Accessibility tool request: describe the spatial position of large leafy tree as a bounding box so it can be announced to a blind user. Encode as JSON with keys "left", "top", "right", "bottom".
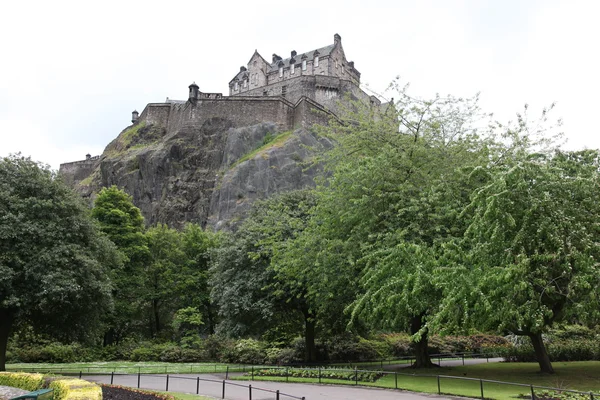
{"left": 0, "top": 155, "right": 118, "bottom": 370}
{"left": 440, "top": 150, "right": 600, "bottom": 373}
{"left": 91, "top": 186, "right": 149, "bottom": 343}
{"left": 210, "top": 191, "right": 317, "bottom": 360}
{"left": 145, "top": 224, "right": 184, "bottom": 337}
{"left": 179, "top": 223, "right": 219, "bottom": 335}
{"left": 280, "top": 88, "right": 493, "bottom": 367}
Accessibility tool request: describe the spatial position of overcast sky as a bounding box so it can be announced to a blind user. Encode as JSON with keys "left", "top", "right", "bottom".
{"left": 1, "top": 0, "right": 599, "bottom": 170}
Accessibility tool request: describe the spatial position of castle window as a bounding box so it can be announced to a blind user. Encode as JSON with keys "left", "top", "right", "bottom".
{"left": 282, "top": 85, "right": 287, "bottom": 98}
{"left": 335, "top": 59, "right": 338, "bottom": 69}
{"left": 234, "top": 81, "right": 239, "bottom": 91}
{"left": 342, "top": 64, "right": 345, "bottom": 74}
{"left": 314, "top": 56, "right": 319, "bottom": 67}
{"left": 279, "top": 66, "right": 283, "bottom": 78}
{"left": 263, "top": 90, "right": 268, "bottom": 96}
{"left": 291, "top": 63, "right": 295, "bottom": 75}
{"left": 243, "top": 79, "right": 247, "bottom": 88}
{"left": 302, "top": 60, "right": 307, "bottom": 71}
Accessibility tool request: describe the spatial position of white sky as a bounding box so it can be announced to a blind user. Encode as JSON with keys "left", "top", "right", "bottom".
{"left": 1, "top": 0, "right": 599, "bottom": 170}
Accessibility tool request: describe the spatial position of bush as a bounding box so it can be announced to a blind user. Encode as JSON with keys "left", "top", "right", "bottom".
{"left": 9, "top": 343, "right": 93, "bottom": 363}
{"left": 231, "top": 339, "right": 266, "bottom": 364}
{"left": 0, "top": 372, "right": 44, "bottom": 391}
{"left": 253, "top": 367, "right": 384, "bottom": 382}
{"left": 493, "top": 338, "right": 600, "bottom": 362}
{"left": 325, "top": 334, "right": 383, "bottom": 362}
{"left": 48, "top": 378, "right": 102, "bottom": 400}
{"left": 0, "top": 373, "right": 101, "bottom": 400}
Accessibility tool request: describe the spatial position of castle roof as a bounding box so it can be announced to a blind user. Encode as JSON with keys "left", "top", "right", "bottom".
{"left": 268, "top": 44, "right": 335, "bottom": 72}
{"left": 229, "top": 41, "right": 337, "bottom": 83}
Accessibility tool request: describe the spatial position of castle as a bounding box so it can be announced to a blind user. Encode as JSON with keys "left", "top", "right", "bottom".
{"left": 58, "top": 34, "right": 382, "bottom": 227}
{"left": 61, "top": 33, "right": 379, "bottom": 173}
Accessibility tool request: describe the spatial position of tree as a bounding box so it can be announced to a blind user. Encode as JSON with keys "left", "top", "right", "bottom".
{"left": 179, "top": 224, "right": 219, "bottom": 335}
{"left": 145, "top": 224, "right": 185, "bottom": 337}
{"left": 279, "top": 87, "right": 493, "bottom": 367}
{"left": 441, "top": 151, "right": 600, "bottom": 373}
{"left": 210, "top": 191, "right": 317, "bottom": 360}
{"left": 0, "top": 155, "right": 118, "bottom": 370}
{"left": 91, "top": 186, "right": 149, "bottom": 343}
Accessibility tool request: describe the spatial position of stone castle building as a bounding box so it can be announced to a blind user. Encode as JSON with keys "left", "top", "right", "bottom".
{"left": 59, "top": 34, "right": 384, "bottom": 228}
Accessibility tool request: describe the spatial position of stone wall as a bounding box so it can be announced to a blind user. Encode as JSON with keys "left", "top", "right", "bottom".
{"left": 59, "top": 157, "right": 100, "bottom": 186}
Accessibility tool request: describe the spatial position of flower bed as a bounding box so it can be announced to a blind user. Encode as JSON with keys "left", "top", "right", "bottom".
{"left": 101, "top": 385, "right": 176, "bottom": 400}
{"left": 252, "top": 367, "right": 384, "bottom": 382}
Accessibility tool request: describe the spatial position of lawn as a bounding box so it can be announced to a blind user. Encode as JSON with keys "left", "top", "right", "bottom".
{"left": 5, "top": 361, "right": 247, "bottom": 375}
{"left": 239, "top": 362, "right": 600, "bottom": 400}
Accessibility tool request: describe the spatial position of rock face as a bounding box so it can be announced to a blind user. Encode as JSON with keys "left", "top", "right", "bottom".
{"left": 65, "top": 119, "right": 332, "bottom": 230}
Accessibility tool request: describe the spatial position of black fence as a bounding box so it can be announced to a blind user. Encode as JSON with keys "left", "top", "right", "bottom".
{"left": 91, "top": 372, "right": 305, "bottom": 400}
{"left": 244, "top": 365, "right": 599, "bottom": 400}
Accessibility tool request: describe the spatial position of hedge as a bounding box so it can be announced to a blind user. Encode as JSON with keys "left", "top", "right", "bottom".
{"left": 0, "top": 372, "right": 44, "bottom": 391}
{"left": 0, "top": 372, "right": 102, "bottom": 400}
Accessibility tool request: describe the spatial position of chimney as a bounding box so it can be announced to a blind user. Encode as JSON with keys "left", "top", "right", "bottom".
{"left": 86, "top": 153, "right": 91, "bottom": 160}
{"left": 291, "top": 50, "right": 297, "bottom": 58}
{"left": 334, "top": 33, "right": 341, "bottom": 45}
{"left": 240, "top": 66, "right": 247, "bottom": 72}
{"left": 272, "top": 54, "right": 282, "bottom": 63}
{"left": 348, "top": 61, "right": 354, "bottom": 68}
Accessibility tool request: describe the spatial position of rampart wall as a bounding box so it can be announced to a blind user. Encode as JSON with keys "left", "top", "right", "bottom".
{"left": 59, "top": 157, "right": 100, "bottom": 186}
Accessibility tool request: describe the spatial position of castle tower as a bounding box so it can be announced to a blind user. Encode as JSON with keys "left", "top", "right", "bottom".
{"left": 131, "top": 110, "right": 139, "bottom": 123}
{"left": 188, "top": 82, "right": 199, "bottom": 101}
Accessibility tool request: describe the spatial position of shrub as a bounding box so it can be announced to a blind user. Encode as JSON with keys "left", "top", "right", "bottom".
{"left": 253, "top": 367, "right": 384, "bottom": 382}
{"left": 0, "top": 372, "right": 44, "bottom": 391}
{"left": 129, "top": 342, "right": 174, "bottom": 362}
{"left": 325, "top": 334, "right": 383, "bottom": 362}
{"left": 48, "top": 378, "right": 102, "bottom": 400}
{"left": 231, "top": 339, "right": 266, "bottom": 364}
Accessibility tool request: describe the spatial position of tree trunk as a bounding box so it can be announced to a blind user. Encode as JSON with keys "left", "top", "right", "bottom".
{"left": 0, "top": 309, "right": 14, "bottom": 372}
{"left": 528, "top": 332, "right": 554, "bottom": 374}
{"left": 204, "top": 301, "right": 215, "bottom": 335}
{"left": 410, "top": 314, "right": 434, "bottom": 368}
{"left": 153, "top": 299, "right": 161, "bottom": 335}
{"left": 302, "top": 308, "right": 317, "bottom": 362}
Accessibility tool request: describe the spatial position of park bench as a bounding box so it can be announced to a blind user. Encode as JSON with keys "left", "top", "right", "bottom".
{"left": 10, "top": 388, "right": 53, "bottom": 400}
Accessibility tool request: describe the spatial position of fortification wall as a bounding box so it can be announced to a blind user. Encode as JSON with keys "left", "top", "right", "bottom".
{"left": 137, "top": 97, "right": 297, "bottom": 136}
{"left": 230, "top": 75, "right": 372, "bottom": 115}
{"left": 59, "top": 157, "right": 99, "bottom": 186}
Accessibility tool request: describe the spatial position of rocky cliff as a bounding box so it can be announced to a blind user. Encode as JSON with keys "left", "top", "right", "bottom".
{"left": 65, "top": 118, "right": 332, "bottom": 230}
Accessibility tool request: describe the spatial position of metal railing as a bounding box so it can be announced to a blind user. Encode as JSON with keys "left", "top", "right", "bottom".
{"left": 97, "top": 372, "right": 304, "bottom": 400}
{"left": 245, "top": 365, "right": 599, "bottom": 400}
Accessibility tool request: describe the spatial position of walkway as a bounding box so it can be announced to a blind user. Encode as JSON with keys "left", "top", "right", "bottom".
{"left": 87, "top": 373, "right": 461, "bottom": 400}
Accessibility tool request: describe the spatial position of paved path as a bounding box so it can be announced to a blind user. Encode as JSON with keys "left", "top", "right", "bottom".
{"left": 86, "top": 373, "right": 460, "bottom": 400}
{"left": 0, "top": 385, "right": 28, "bottom": 400}
{"left": 382, "top": 357, "right": 504, "bottom": 371}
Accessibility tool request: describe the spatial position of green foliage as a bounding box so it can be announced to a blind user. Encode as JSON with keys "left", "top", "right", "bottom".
{"left": 232, "top": 130, "right": 293, "bottom": 167}
{"left": 48, "top": 378, "right": 102, "bottom": 400}
{"left": 252, "top": 367, "right": 384, "bottom": 382}
{"left": 0, "top": 372, "right": 44, "bottom": 391}
{"left": 0, "top": 155, "right": 117, "bottom": 370}
{"left": 91, "top": 185, "right": 148, "bottom": 344}
{"left": 438, "top": 150, "right": 600, "bottom": 372}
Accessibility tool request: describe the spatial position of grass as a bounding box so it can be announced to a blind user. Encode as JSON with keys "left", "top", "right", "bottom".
{"left": 234, "top": 362, "right": 600, "bottom": 400}
{"left": 6, "top": 361, "right": 244, "bottom": 375}
{"left": 9, "top": 361, "right": 600, "bottom": 400}
{"left": 155, "top": 390, "right": 214, "bottom": 400}
{"left": 231, "top": 130, "right": 294, "bottom": 168}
